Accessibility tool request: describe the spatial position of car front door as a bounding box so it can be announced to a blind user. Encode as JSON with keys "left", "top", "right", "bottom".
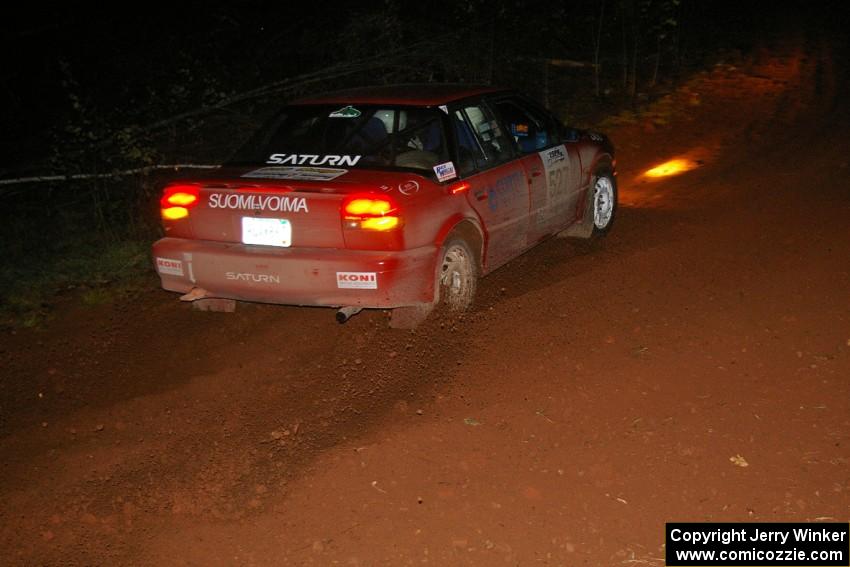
{"left": 490, "top": 96, "right": 582, "bottom": 242}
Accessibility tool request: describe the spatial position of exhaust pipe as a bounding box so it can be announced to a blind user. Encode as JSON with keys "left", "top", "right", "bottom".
{"left": 336, "top": 306, "right": 362, "bottom": 324}
{"left": 179, "top": 287, "right": 210, "bottom": 301}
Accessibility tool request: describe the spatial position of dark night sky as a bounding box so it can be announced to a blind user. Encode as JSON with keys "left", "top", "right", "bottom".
{"left": 2, "top": 1, "right": 845, "bottom": 174}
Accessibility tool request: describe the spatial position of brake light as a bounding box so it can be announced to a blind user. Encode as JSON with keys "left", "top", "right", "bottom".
{"left": 342, "top": 195, "right": 401, "bottom": 231}
{"left": 161, "top": 185, "right": 200, "bottom": 220}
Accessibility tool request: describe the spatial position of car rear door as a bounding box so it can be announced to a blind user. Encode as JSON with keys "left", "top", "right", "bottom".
{"left": 449, "top": 101, "right": 530, "bottom": 271}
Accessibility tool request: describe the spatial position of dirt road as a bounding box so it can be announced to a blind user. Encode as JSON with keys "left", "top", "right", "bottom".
{"left": 2, "top": 34, "right": 849, "bottom": 566}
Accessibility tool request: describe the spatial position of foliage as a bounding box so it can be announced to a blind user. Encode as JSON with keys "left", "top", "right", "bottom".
{"left": 0, "top": 237, "right": 151, "bottom": 328}
{"left": 0, "top": 1, "right": 764, "bottom": 326}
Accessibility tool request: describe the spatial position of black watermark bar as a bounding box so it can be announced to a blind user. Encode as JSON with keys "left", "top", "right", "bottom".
{"left": 666, "top": 523, "right": 849, "bottom": 566}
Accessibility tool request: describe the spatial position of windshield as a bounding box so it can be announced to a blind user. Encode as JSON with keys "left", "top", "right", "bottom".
{"left": 227, "top": 105, "right": 450, "bottom": 173}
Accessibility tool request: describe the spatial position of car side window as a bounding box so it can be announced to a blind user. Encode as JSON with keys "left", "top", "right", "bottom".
{"left": 491, "top": 98, "right": 555, "bottom": 154}
{"left": 451, "top": 104, "right": 513, "bottom": 175}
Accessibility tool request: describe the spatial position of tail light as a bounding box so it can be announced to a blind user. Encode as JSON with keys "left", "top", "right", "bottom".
{"left": 161, "top": 185, "right": 200, "bottom": 220}
{"left": 342, "top": 195, "right": 401, "bottom": 231}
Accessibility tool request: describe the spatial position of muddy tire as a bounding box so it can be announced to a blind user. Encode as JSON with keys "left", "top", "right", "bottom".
{"left": 590, "top": 171, "right": 617, "bottom": 236}
{"left": 435, "top": 239, "right": 477, "bottom": 311}
{"left": 389, "top": 238, "right": 477, "bottom": 329}
{"left": 559, "top": 169, "right": 617, "bottom": 239}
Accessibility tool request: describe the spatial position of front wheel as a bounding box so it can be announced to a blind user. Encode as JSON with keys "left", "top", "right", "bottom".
{"left": 436, "top": 239, "right": 477, "bottom": 311}
{"left": 591, "top": 172, "right": 617, "bottom": 236}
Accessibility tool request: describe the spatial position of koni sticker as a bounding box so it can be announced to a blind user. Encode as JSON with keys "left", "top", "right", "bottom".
{"left": 336, "top": 272, "right": 378, "bottom": 289}
{"left": 156, "top": 257, "right": 184, "bottom": 276}
{"left": 328, "top": 105, "right": 362, "bottom": 118}
{"left": 433, "top": 161, "right": 457, "bottom": 182}
{"left": 244, "top": 166, "right": 349, "bottom": 181}
{"left": 265, "top": 154, "right": 361, "bottom": 167}
{"left": 208, "top": 193, "right": 309, "bottom": 213}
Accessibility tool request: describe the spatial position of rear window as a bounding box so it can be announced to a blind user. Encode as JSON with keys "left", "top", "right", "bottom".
{"left": 228, "top": 105, "right": 449, "bottom": 173}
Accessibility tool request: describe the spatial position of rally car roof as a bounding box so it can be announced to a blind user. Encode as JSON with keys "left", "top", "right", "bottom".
{"left": 291, "top": 84, "right": 508, "bottom": 107}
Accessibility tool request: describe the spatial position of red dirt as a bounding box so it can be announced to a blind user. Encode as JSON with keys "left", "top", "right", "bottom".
{"left": 2, "top": 35, "right": 849, "bottom": 566}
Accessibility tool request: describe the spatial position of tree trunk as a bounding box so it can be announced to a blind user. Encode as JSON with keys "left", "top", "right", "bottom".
{"left": 594, "top": 0, "right": 606, "bottom": 97}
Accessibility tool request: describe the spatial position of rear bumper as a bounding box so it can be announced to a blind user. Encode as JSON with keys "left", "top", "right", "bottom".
{"left": 152, "top": 237, "right": 438, "bottom": 308}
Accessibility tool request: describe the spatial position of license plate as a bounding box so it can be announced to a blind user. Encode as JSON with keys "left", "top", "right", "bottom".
{"left": 241, "top": 217, "right": 292, "bottom": 247}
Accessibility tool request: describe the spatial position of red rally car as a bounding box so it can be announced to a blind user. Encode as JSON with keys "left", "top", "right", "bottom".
{"left": 152, "top": 84, "right": 616, "bottom": 327}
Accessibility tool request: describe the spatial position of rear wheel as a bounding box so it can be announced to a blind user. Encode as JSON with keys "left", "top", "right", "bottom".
{"left": 389, "top": 238, "right": 477, "bottom": 329}
{"left": 436, "top": 239, "right": 477, "bottom": 311}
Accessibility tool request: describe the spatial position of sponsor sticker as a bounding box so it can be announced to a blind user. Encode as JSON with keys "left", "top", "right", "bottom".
{"left": 264, "top": 154, "right": 361, "bottom": 167}
{"left": 225, "top": 271, "right": 281, "bottom": 284}
{"left": 398, "top": 180, "right": 420, "bottom": 195}
{"left": 336, "top": 272, "right": 378, "bottom": 289}
{"left": 329, "top": 105, "right": 362, "bottom": 118}
{"left": 542, "top": 145, "right": 566, "bottom": 168}
{"left": 511, "top": 123, "right": 530, "bottom": 137}
{"left": 156, "top": 257, "right": 184, "bottom": 276}
{"left": 209, "top": 193, "right": 309, "bottom": 213}
{"left": 433, "top": 161, "right": 457, "bottom": 183}
{"left": 485, "top": 171, "right": 525, "bottom": 212}
{"left": 538, "top": 144, "right": 571, "bottom": 203}
{"left": 245, "top": 165, "right": 349, "bottom": 181}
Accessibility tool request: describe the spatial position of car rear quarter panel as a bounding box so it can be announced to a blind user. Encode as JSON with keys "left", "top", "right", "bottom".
{"left": 390, "top": 178, "right": 483, "bottom": 261}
